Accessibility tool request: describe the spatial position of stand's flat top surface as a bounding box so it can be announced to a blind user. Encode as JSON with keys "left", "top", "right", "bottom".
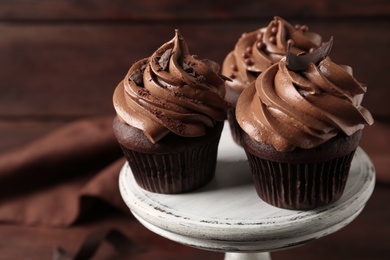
{"left": 119, "top": 123, "right": 376, "bottom": 252}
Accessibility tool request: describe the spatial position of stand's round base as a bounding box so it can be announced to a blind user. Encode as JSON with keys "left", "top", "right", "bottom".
{"left": 119, "top": 125, "right": 375, "bottom": 259}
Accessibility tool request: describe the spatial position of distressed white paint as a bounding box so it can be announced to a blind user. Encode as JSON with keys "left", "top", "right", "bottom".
{"left": 119, "top": 123, "right": 375, "bottom": 258}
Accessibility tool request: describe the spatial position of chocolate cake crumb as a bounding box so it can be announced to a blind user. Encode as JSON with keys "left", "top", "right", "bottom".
{"left": 297, "top": 88, "right": 309, "bottom": 97}
{"left": 197, "top": 75, "right": 206, "bottom": 83}
{"left": 129, "top": 69, "right": 143, "bottom": 85}
{"left": 159, "top": 48, "right": 172, "bottom": 71}
{"left": 140, "top": 62, "right": 147, "bottom": 72}
{"left": 182, "top": 61, "right": 196, "bottom": 77}
{"left": 137, "top": 88, "right": 150, "bottom": 97}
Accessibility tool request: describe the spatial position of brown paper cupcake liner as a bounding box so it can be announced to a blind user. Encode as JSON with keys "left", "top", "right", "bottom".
{"left": 120, "top": 140, "right": 219, "bottom": 194}
{"left": 227, "top": 109, "right": 242, "bottom": 146}
{"left": 245, "top": 150, "right": 356, "bottom": 210}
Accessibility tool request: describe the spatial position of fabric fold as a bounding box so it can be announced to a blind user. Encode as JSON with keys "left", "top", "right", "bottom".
{"left": 0, "top": 116, "right": 128, "bottom": 227}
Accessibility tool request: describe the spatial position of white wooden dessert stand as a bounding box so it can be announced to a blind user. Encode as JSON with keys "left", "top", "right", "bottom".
{"left": 119, "top": 124, "right": 375, "bottom": 260}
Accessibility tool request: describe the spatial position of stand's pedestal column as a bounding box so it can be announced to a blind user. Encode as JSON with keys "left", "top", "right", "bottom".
{"left": 225, "top": 252, "right": 271, "bottom": 260}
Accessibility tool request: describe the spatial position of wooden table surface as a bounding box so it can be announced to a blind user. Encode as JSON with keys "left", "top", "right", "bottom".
{"left": 0, "top": 1, "right": 389, "bottom": 259}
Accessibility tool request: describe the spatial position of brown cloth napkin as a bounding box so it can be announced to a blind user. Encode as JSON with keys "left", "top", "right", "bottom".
{"left": 0, "top": 116, "right": 129, "bottom": 227}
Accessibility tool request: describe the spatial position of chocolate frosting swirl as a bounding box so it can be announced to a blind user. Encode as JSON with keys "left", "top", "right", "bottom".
{"left": 222, "top": 16, "right": 322, "bottom": 104}
{"left": 113, "top": 30, "right": 229, "bottom": 143}
{"left": 236, "top": 57, "right": 374, "bottom": 152}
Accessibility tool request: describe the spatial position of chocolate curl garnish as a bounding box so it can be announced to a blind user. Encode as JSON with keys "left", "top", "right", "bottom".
{"left": 219, "top": 73, "right": 233, "bottom": 82}
{"left": 286, "top": 36, "right": 333, "bottom": 71}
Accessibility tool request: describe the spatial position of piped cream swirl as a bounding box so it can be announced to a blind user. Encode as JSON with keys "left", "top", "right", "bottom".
{"left": 113, "top": 30, "right": 229, "bottom": 143}
{"left": 236, "top": 57, "right": 374, "bottom": 152}
{"left": 222, "top": 16, "right": 322, "bottom": 103}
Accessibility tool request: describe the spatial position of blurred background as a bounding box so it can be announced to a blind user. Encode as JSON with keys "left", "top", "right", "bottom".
{"left": 0, "top": 0, "right": 389, "bottom": 259}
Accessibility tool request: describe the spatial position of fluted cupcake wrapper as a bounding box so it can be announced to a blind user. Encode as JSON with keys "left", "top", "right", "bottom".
{"left": 120, "top": 140, "right": 219, "bottom": 194}
{"left": 245, "top": 150, "right": 356, "bottom": 210}
{"left": 227, "top": 109, "right": 242, "bottom": 146}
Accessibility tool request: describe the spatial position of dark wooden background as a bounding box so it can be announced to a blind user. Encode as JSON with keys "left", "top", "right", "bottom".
{"left": 0, "top": 1, "right": 389, "bottom": 259}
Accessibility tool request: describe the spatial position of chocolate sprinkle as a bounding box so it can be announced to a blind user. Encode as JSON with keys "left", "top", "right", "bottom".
{"left": 286, "top": 37, "right": 333, "bottom": 71}
{"left": 257, "top": 41, "right": 265, "bottom": 50}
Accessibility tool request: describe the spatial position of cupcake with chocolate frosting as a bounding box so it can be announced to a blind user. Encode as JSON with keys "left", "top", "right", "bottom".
{"left": 223, "top": 16, "right": 323, "bottom": 144}
{"left": 113, "top": 30, "right": 229, "bottom": 194}
{"left": 237, "top": 38, "right": 373, "bottom": 209}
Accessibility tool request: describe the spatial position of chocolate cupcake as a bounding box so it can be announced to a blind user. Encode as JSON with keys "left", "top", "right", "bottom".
{"left": 222, "top": 16, "right": 323, "bottom": 144}
{"left": 236, "top": 38, "right": 374, "bottom": 209}
{"left": 113, "top": 30, "right": 229, "bottom": 194}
